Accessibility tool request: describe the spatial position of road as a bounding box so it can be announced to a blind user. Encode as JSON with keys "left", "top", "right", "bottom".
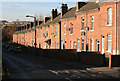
{"left": 2, "top": 46, "right": 120, "bottom": 81}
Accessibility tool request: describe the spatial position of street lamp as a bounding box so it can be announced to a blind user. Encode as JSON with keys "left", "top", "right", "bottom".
{"left": 26, "top": 15, "right": 37, "bottom": 49}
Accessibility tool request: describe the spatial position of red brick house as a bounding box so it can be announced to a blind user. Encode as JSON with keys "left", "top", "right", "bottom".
{"left": 13, "top": 1, "right": 120, "bottom": 56}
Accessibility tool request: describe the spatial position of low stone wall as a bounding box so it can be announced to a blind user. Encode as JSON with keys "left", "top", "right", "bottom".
{"left": 109, "top": 55, "right": 120, "bottom": 68}
{"left": 77, "top": 52, "right": 105, "bottom": 66}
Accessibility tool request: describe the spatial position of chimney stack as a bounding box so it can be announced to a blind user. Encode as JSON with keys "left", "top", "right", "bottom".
{"left": 51, "top": 9, "right": 58, "bottom": 21}
{"left": 76, "top": 2, "right": 86, "bottom": 11}
{"left": 61, "top": 4, "right": 68, "bottom": 17}
{"left": 44, "top": 17, "right": 50, "bottom": 24}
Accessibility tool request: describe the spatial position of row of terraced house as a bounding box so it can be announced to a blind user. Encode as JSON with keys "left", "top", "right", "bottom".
{"left": 13, "top": 1, "right": 120, "bottom": 57}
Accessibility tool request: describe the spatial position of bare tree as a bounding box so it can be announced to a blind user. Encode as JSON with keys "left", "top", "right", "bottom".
{"left": 39, "top": 13, "right": 44, "bottom": 21}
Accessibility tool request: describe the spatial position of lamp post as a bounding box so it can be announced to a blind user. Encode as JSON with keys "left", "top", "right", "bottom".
{"left": 26, "top": 15, "right": 37, "bottom": 49}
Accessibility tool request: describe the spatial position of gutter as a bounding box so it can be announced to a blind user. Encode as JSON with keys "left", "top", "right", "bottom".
{"left": 75, "top": 8, "right": 100, "bottom": 14}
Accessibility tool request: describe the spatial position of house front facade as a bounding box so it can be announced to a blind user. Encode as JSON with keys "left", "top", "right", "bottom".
{"left": 13, "top": 1, "right": 120, "bottom": 56}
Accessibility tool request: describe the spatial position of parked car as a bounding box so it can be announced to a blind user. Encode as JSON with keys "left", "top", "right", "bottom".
{"left": 4, "top": 44, "right": 10, "bottom": 49}
{"left": 9, "top": 46, "right": 21, "bottom": 53}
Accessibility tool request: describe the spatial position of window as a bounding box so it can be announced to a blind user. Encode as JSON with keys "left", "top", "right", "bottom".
{"left": 81, "top": 17, "right": 84, "bottom": 30}
{"left": 81, "top": 38, "right": 84, "bottom": 51}
{"left": 77, "top": 38, "right": 80, "bottom": 51}
{"left": 96, "top": 40, "right": 99, "bottom": 51}
{"left": 107, "top": 8, "right": 112, "bottom": 25}
{"left": 55, "top": 27, "right": 57, "bottom": 37}
{"left": 46, "top": 31, "right": 48, "bottom": 37}
{"left": 51, "top": 27, "right": 54, "bottom": 37}
{"left": 70, "top": 41, "right": 73, "bottom": 49}
{"left": 90, "top": 39, "right": 94, "bottom": 51}
{"left": 43, "top": 33, "right": 45, "bottom": 38}
{"left": 74, "top": 42, "right": 76, "bottom": 49}
{"left": 64, "top": 24, "right": 66, "bottom": 35}
{"left": 107, "top": 35, "right": 112, "bottom": 52}
{"left": 91, "top": 16, "right": 94, "bottom": 30}
{"left": 65, "top": 40, "right": 66, "bottom": 49}
{"left": 70, "top": 23, "right": 73, "bottom": 34}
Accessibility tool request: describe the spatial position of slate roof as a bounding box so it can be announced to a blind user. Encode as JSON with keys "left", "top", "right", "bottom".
{"left": 61, "top": 7, "right": 76, "bottom": 19}
{"left": 76, "top": 2, "right": 100, "bottom": 13}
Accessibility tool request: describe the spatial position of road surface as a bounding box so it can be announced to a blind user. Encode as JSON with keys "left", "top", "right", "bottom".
{"left": 2, "top": 46, "right": 120, "bottom": 81}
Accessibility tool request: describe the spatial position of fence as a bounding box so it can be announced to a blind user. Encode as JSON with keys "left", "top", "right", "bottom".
{"left": 77, "top": 52, "right": 106, "bottom": 66}
{"left": 109, "top": 55, "right": 120, "bottom": 68}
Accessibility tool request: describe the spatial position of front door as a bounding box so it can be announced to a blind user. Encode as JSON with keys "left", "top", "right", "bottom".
{"left": 101, "top": 36, "right": 104, "bottom": 54}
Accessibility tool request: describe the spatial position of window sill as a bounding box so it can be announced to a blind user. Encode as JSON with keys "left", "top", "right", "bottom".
{"left": 81, "top": 30, "right": 84, "bottom": 32}
{"left": 106, "top": 24, "right": 112, "bottom": 27}
{"left": 55, "top": 36, "right": 57, "bottom": 38}
{"left": 70, "top": 33, "right": 73, "bottom": 35}
{"left": 106, "top": 50, "right": 111, "bottom": 53}
{"left": 90, "top": 30, "right": 94, "bottom": 32}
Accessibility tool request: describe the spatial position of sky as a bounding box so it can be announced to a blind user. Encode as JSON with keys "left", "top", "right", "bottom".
{"left": 1, "top": 2, "right": 77, "bottom": 22}
{"left": 0, "top": 0, "right": 93, "bottom": 22}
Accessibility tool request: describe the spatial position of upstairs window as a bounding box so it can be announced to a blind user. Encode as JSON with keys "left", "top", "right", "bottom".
{"left": 64, "top": 24, "right": 66, "bottom": 35}
{"left": 46, "top": 31, "right": 48, "bottom": 37}
{"left": 81, "top": 17, "right": 84, "bottom": 30}
{"left": 70, "top": 23, "right": 73, "bottom": 34}
{"left": 91, "top": 16, "right": 94, "bottom": 30}
{"left": 55, "top": 27, "right": 57, "bottom": 37}
{"left": 107, "top": 8, "right": 112, "bottom": 26}
{"left": 43, "top": 33, "right": 45, "bottom": 38}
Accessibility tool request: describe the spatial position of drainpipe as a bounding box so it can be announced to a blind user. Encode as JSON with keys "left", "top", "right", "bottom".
{"left": 85, "top": 12, "right": 89, "bottom": 52}
{"left": 115, "top": 2, "right": 118, "bottom": 55}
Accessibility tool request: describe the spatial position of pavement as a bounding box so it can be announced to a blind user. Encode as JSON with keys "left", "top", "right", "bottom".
{"left": 2, "top": 46, "right": 120, "bottom": 81}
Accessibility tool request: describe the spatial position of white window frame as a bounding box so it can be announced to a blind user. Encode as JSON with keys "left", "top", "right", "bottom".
{"left": 96, "top": 40, "right": 99, "bottom": 51}
{"left": 90, "top": 39, "right": 94, "bottom": 51}
{"left": 74, "top": 42, "right": 76, "bottom": 49}
{"left": 81, "top": 38, "right": 84, "bottom": 51}
{"left": 81, "top": 17, "right": 84, "bottom": 30}
{"left": 70, "top": 41, "right": 73, "bottom": 49}
{"left": 90, "top": 16, "right": 94, "bottom": 31}
{"left": 77, "top": 38, "right": 80, "bottom": 52}
{"left": 64, "top": 24, "right": 66, "bottom": 35}
{"left": 107, "top": 8, "right": 112, "bottom": 26}
{"left": 65, "top": 40, "right": 66, "bottom": 49}
{"left": 70, "top": 23, "right": 73, "bottom": 35}
{"left": 107, "top": 35, "right": 112, "bottom": 52}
